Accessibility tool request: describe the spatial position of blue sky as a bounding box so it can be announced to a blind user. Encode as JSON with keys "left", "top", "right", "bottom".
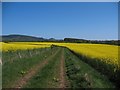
{"left": 2, "top": 2, "right": 118, "bottom": 40}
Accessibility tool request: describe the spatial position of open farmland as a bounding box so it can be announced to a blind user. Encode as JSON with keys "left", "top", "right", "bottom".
{"left": 1, "top": 42, "right": 119, "bottom": 88}
{"left": 1, "top": 42, "right": 51, "bottom": 52}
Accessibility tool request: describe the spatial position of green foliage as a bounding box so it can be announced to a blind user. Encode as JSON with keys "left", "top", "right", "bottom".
{"left": 64, "top": 48, "right": 115, "bottom": 88}
{"left": 2, "top": 47, "right": 58, "bottom": 88}
{"left": 24, "top": 48, "right": 62, "bottom": 88}
{"left": 70, "top": 50, "right": 120, "bottom": 87}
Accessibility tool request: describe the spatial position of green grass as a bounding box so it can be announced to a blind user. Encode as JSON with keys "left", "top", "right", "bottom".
{"left": 2, "top": 47, "right": 51, "bottom": 64}
{"left": 0, "top": 64, "right": 2, "bottom": 90}
{"left": 0, "top": 51, "right": 2, "bottom": 90}
{"left": 24, "top": 47, "right": 62, "bottom": 88}
{"left": 2, "top": 46, "right": 116, "bottom": 88}
{"left": 2, "top": 47, "right": 59, "bottom": 88}
{"left": 64, "top": 47, "right": 115, "bottom": 88}
{"left": 72, "top": 51, "right": 120, "bottom": 87}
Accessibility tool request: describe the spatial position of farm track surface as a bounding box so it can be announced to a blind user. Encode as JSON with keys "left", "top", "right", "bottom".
{"left": 0, "top": 58, "right": 2, "bottom": 65}
{"left": 59, "top": 48, "right": 66, "bottom": 88}
{"left": 3, "top": 47, "right": 116, "bottom": 88}
{"left": 13, "top": 48, "right": 60, "bottom": 88}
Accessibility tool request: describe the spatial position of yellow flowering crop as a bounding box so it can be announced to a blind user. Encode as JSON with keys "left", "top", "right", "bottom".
{"left": 0, "top": 42, "right": 51, "bottom": 52}
{"left": 1, "top": 42, "right": 119, "bottom": 68}
{"left": 62, "top": 43, "right": 119, "bottom": 67}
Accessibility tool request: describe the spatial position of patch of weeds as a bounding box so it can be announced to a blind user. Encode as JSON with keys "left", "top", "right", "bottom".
{"left": 53, "top": 77, "right": 59, "bottom": 82}
{"left": 20, "top": 70, "right": 26, "bottom": 75}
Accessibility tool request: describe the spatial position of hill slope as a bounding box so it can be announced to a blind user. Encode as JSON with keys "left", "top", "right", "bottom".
{"left": 1, "top": 35, "right": 45, "bottom": 42}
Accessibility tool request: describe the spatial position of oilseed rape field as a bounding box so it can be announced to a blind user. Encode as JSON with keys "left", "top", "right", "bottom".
{"left": 1, "top": 42, "right": 120, "bottom": 88}
{"left": 0, "top": 42, "right": 51, "bottom": 52}
{"left": 63, "top": 43, "right": 119, "bottom": 68}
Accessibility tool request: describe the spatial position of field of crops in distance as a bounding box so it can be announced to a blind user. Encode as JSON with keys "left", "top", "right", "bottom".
{"left": 2, "top": 42, "right": 118, "bottom": 66}
{"left": 0, "top": 42, "right": 51, "bottom": 52}
{"left": 1, "top": 42, "right": 120, "bottom": 88}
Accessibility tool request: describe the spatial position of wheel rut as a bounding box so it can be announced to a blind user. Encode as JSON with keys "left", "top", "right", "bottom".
{"left": 13, "top": 48, "right": 60, "bottom": 88}
{"left": 59, "top": 48, "right": 66, "bottom": 88}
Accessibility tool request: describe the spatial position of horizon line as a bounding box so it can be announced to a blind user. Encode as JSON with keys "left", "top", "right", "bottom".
{"left": 1, "top": 34, "right": 119, "bottom": 41}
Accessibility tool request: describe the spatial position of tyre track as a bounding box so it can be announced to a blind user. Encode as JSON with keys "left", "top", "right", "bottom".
{"left": 59, "top": 48, "right": 66, "bottom": 88}
{"left": 13, "top": 48, "right": 60, "bottom": 88}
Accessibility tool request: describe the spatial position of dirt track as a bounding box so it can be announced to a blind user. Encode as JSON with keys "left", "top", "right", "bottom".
{"left": 59, "top": 48, "right": 66, "bottom": 88}
{"left": 13, "top": 48, "right": 60, "bottom": 88}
